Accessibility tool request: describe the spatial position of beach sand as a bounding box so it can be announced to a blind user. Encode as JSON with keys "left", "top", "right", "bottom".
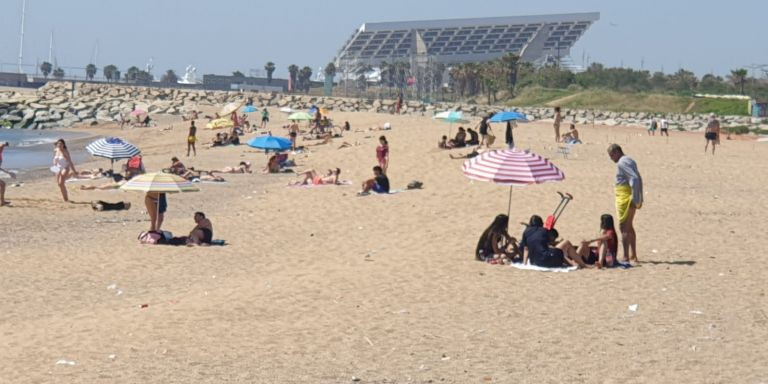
{"left": 1, "top": 109, "right": 767, "bottom": 383}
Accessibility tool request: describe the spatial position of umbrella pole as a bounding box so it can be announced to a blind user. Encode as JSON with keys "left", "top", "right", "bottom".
{"left": 507, "top": 186, "right": 513, "bottom": 217}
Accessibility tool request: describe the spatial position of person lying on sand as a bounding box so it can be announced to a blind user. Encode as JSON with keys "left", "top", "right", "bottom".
{"left": 181, "top": 168, "right": 226, "bottom": 182}
{"left": 449, "top": 147, "right": 486, "bottom": 159}
{"left": 290, "top": 168, "right": 341, "bottom": 186}
{"left": 75, "top": 168, "right": 107, "bottom": 179}
{"left": 79, "top": 179, "right": 127, "bottom": 190}
{"left": 216, "top": 161, "right": 252, "bottom": 174}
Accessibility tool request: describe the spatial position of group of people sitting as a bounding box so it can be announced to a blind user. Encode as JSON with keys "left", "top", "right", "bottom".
{"left": 210, "top": 131, "right": 240, "bottom": 147}
{"left": 476, "top": 213, "right": 619, "bottom": 269}
{"left": 438, "top": 127, "right": 480, "bottom": 149}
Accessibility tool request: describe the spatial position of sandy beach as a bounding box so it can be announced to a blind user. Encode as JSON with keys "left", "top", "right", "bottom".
{"left": 1, "top": 109, "right": 767, "bottom": 383}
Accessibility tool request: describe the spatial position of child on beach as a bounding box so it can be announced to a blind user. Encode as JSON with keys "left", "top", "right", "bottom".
{"left": 376, "top": 136, "right": 389, "bottom": 174}
{"left": 577, "top": 214, "right": 619, "bottom": 268}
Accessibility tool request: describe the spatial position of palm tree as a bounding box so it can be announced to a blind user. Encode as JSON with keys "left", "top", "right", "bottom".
{"left": 232, "top": 70, "right": 245, "bottom": 78}
{"left": 324, "top": 62, "right": 337, "bottom": 94}
{"left": 125, "top": 66, "right": 140, "bottom": 82}
{"left": 135, "top": 70, "right": 153, "bottom": 84}
{"left": 161, "top": 69, "right": 178, "bottom": 84}
{"left": 264, "top": 62, "right": 276, "bottom": 83}
{"left": 40, "top": 61, "right": 53, "bottom": 78}
{"left": 52, "top": 67, "right": 65, "bottom": 79}
{"left": 103, "top": 64, "right": 118, "bottom": 82}
{"left": 85, "top": 64, "right": 97, "bottom": 81}
{"left": 299, "top": 66, "right": 313, "bottom": 93}
{"left": 288, "top": 64, "right": 299, "bottom": 92}
{"left": 730, "top": 68, "right": 748, "bottom": 95}
{"left": 501, "top": 53, "right": 521, "bottom": 96}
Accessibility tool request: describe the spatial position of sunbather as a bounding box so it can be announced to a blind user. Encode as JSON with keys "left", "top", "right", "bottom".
{"left": 181, "top": 168, "right": 226, "bottom": 182}
{"left": 449, "top": 147, "right": 485, "bottom": 159}
{"left": 217, "top": 161, "right": 252, "bottom": 173}
{"left": 291, "top": 168, "right": 341, "bottom": 186}
{"left": 79, "top": 179, "right": 127, "bottom": 190}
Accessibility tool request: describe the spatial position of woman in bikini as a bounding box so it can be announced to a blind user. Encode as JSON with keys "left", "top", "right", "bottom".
{"left": 217, "top": 161, "right": 252, "bottom": 174}
{"left": 145, "top": 192, "right": 167, "bottom": 232}
{"left": 53, "top": 139, "right": 77, "bottom": 202}
{"left": 291, "top": 168, "right": 340, "bottom": 186}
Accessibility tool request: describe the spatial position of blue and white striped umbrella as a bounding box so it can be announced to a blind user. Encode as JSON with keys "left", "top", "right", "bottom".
{"left": 86, "top": 137, "right": 141, "bottom": 161}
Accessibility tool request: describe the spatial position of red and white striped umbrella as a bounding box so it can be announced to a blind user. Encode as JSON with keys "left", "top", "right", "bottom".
{"left": 463, "top": 148, "right": 564, "bottom": 214}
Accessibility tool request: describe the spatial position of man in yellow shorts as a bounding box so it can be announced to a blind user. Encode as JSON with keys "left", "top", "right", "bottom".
{"left": 608, "top": 144, "right": 643, "bottom": 263}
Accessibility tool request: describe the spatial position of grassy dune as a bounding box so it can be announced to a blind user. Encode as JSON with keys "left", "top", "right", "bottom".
{"left": 509, "top": 87, "right": 750, "bottom": 116}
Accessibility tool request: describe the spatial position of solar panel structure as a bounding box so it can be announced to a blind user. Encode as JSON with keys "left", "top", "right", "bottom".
{"left": 334, "top": 12, "right": 599, "bottom": 71}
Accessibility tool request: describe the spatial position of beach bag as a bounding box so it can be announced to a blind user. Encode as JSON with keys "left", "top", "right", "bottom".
{"left": 486, "top": 133, "right": 496, "bottom": 146}
{"left": 138, "top": 231, "right": 164, "bottom": 245}
{"left": 407, "top": 180, "right": 424, "bottom": 190}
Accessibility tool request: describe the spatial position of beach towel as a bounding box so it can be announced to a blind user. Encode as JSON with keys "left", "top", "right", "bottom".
{"left": 357, "top": 188, "right": 405, "bottom": 196}
{"left": 289, "top": 180, "right": 353, "bottom": 188}
{"left": 509, "top": 262, "right": 577, "bottom": 272}
{"left": 615, "top": 184, "right": 633, "bottom": 223}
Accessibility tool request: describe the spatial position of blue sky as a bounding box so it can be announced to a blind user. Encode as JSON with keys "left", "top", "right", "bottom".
{"left": 0, "top": 0, "right": 765, "bottom": 79}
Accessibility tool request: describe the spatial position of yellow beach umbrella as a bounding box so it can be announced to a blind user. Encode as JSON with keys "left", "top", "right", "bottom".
{"left": 120, "top": 172, "right": 200, "bottom": 193}
{"left": 206, "top": 118, "right": 235, "bottom": 130}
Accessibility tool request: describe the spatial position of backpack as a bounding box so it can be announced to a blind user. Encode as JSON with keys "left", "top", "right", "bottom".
{"left": 138, "top": 231, "right": 165, "bottom": 245}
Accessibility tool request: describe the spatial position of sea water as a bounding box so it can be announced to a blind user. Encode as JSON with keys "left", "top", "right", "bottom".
{"left": 0, "top": 129, "right": 90, "bottom": 176}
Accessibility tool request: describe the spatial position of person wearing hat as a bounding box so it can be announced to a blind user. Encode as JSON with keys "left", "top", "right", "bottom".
{"left": 704, "top": 113, "right": 721, "bottom": 155}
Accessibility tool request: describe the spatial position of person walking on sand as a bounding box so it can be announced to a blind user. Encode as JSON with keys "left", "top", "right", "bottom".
{"left": 53, "top": 139, "right": 77, "bottom": 202}
{"left": 187, "top": 120, "right": 197, "bottom": 157}
{"left": 607, "top": 144, "right": 643, "bottom": 263}
{"left": 376, "top": 135, "right": 389, "bottom": 174}
{"left": 0, "top": 142, "right": 16, "bottom": 179}
{"left": 261, "top": 108, "right": 270, "bottom": 130}
{"left": 647, "top": 117, "right": 658, "bottom": 136}
{"left": 553, "top": 106, "right": 563, "bottom": 143}
{"left": 396, "top": 93, "right": 403, "bottom": 114}
{"left": 704, "top": 113, "right": 721, "bottom": 155}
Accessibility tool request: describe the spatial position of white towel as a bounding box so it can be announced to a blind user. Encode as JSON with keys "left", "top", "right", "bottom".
{"left": 509, "top": 263, "right": 577, "bottom": 273}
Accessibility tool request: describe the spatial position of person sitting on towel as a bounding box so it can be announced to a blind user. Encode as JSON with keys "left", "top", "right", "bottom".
{"left": 187, "top": 211, "right": 213, "bottom": 246}
{"left": 475, "top": 214, "right": 518, "bottom": 263}
{"left": 520, "top": 216, "right": 588, "bottom": 268}
{"left": 360, "top": 166, "right": 389, "bottom": 194}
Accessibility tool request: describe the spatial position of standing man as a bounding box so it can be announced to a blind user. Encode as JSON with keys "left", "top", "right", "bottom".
{"left": 186, "top": 120, "right": 197, "bottom": 157}
{"left": 260, "top": 108, "right": 270, "bottom": 130}
{"left": 553, "top": 106, "right": 562, "bottom": 143}
{"left": 659, "top": 117, "right": 669, "bottom": 137}
{"left": 704, "top": 113, "right": 721, "bottom": 155}
{"left": 647, "top": 117, "right": 657, "bottom": 136}
{"left": 395, "top": 93, "right": 403, "bottom": 114}
{"left": 607, "top": 144, "right": 643, "bottom": 263}
{"left": 477, "top": 114, "right": 492, "bottom": 148}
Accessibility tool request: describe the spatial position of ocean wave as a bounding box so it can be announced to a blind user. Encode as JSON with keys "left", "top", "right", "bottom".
{"left": 13, "top": 138, "right": 60, "bottom": 148}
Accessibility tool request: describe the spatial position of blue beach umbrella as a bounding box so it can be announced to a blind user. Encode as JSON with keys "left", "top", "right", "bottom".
{"left": 85, "top": 137, "right": 141, "bottom": 169}
{"left": 242, "top": 105, "right": 258, "bottom": 113}
{"left": 247, "top": 135, "right": 292, "bottom": 152}
{"left": 490, "top": 111, "right": 529, "bottom": 123}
